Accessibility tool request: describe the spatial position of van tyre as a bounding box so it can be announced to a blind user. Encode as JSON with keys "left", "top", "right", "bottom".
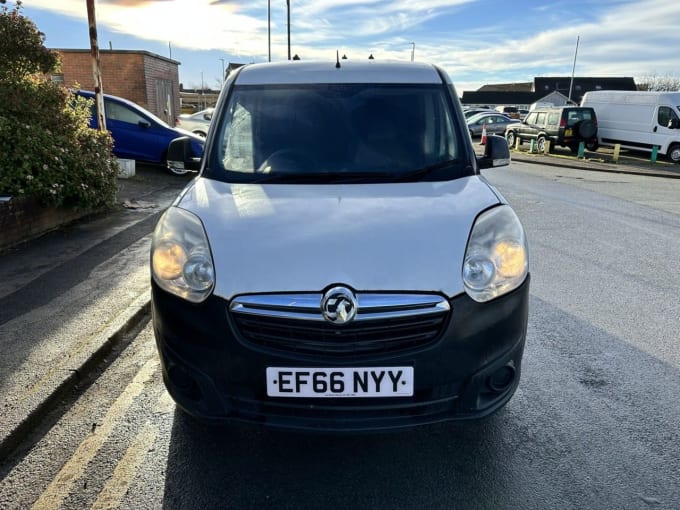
{"left": 586, "top": 141, "right": 599, "bottom": 151}
{"left": 669, "top": 144, "right": 680, "bottom": 164}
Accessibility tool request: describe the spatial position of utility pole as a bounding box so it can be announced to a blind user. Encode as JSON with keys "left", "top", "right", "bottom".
{"left": 410, "top": 42, "right": 415, "bottom": 62}
{"left": 201, "top": 71, "right": 204, "bottom": 109}
{"left": 568, "top": 35, "right": 580, "bottom": 104}
{"left": 86, "top": 0, "right": 106, "bottom": 131}
{"left": 268, "top": 0, "right": 271, "bottom": 62}
{"left": 219, "top": 58, "right": 225, "bottom": 88}
{"left": 286, "top": 0, "right": 291, "bottom": 60}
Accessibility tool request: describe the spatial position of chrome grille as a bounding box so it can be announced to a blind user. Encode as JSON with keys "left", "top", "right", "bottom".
{"left": 230, "top": 292, "right": 450, "bottom": 356}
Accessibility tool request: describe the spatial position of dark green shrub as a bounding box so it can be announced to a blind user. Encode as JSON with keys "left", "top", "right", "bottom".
{"left": 0, "top": 1, "right": 118, "bottom": 209}
{"left": 0, "top": 0, "right": 59, "bottom": 83}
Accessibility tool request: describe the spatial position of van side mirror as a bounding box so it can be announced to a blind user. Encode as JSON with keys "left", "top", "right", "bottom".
{"left": 477, "top": 135, "right": 510, "bottom": 169}
{"left": 167, "top": 136, "right": 202, "bottom": 172}
{"left": 668, "top": 118, "right": 679, "bottom": 129}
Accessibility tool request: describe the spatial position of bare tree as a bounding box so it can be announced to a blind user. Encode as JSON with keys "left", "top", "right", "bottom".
{"left": 637, "top": 73, "right": 680, "bottom": 92}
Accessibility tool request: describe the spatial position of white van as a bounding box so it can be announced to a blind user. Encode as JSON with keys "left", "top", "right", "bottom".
{"left": 154, "top": 60, "right": 530, "bottom": 431}
{"left": 580, "top": 90, "right": 680, "bottom": 163}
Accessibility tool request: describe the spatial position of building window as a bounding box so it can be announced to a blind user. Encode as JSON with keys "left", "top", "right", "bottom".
{"left": 51, "top": 74, "right": 65, "bottom": 84}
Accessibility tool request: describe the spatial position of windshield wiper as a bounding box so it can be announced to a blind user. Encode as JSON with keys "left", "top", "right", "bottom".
{"left": 313, "top": 171, "right": 392, "bottom": 183}
{"left": 247, "top": 171, "right": 392, "bottom": 184}
{"left": 390, "top": 159, "right": 460, "bottom": 182}
{"left": 247, "top": 172, "right": 313, "bottom": 184}
{"left": 241, "top": 164, "right": 458, "bottom": 184}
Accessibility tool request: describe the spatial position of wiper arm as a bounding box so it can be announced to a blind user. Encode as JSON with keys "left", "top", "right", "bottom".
{"left": 390, "top": 159, "right": 460, "bottom": 182}
{"left": 249, "top": 171, "right": 392, "bottom": 184}
{"left": 315, "top": 171, "right": 392, "bottom": 183}
{"left": 247, "top": 172, "right": 312, "bottom": 184}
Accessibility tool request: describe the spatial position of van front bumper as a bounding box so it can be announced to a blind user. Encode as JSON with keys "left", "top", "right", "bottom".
{"left": 151, "top": 277, "right": 530, "bottom": 432}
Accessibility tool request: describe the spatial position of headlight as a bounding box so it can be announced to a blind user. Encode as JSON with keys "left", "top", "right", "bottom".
{"left": 151, "top": 207, "right": 215, "bottom": 303}
{"left": 463, "top": 205, "right": 529, "bottom": 303}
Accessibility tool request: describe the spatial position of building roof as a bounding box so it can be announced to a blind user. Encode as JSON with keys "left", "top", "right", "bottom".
{"left": 461, "top": 91, "right": 539, "bottom": 105}
{"left": 477, "top": 82, "right": 533, "bottom": 92}
{"left": 55, "top": 48, "right": 180, "bottom": 66}
{"left": 462, "top": 76, "right": 637, "bottom": 105}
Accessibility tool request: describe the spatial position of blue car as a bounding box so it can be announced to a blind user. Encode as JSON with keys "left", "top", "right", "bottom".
{"left": 76, "top": 90, "right": 204, "bottom": 175}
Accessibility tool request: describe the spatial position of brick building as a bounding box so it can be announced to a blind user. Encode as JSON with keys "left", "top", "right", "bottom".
{"left": 52, "top": 49, "right": 181, "bottom": 125}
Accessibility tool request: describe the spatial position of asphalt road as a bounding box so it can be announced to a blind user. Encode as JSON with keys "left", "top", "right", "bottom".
{"left": 1, "top": 162, "right": 679, "bottom": 509}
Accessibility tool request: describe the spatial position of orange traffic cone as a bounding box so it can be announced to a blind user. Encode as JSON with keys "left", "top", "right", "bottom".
{"left": 480, "top": 124, "right": 487, "bottom": 145}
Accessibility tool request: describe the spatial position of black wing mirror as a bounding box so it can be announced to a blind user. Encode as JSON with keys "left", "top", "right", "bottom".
{"left": 477, "top": 135, "right": 510, "bottom": 170}
{"left": 167, "top": 136, "right": 202, "bottom": 172}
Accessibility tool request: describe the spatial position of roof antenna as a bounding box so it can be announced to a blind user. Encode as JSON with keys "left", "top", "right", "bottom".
{"left": 336, "top": 50, "right": 341, "bottom": 69}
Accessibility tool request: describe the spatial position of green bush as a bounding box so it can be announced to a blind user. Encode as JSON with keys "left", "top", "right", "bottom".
{"left": 0, "top": 1, "right": 118, "bottom": 209}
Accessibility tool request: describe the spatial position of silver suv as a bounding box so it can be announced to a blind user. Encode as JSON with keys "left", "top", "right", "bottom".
{"left": 153, "top": 60, "right": 529, "bottom": 431}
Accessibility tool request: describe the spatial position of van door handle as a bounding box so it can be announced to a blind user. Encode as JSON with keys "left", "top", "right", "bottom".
{"left": 653, "top": 126, "right": 658, "bottom": 132}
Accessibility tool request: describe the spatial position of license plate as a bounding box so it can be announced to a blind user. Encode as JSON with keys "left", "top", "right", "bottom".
{"left": 266, "top": 367, "right": 414, "bottom": 398}
{"left": 564, "top": 128, "right": 573, "bottom": 136}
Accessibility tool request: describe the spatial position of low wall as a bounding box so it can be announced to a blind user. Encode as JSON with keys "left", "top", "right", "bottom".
{"left": 0, "top": 196, "right": 92, "bottom": 253}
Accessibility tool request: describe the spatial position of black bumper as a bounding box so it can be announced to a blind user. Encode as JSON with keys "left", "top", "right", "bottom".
{"left": 151, "top": 277, "right": 530, "bottom": 432}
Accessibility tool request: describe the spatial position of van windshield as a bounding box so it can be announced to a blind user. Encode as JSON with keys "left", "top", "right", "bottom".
{"left": 208, "top": 84, "right": 463, "bottom": 183}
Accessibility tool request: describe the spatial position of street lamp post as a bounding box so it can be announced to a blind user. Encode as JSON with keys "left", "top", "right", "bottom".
{"left": 200, "top": 71, "right": 204, "bottom": 109}
{"left": 218, "top": 58, "right": 225, "bottom": 88}
{"left": 568, "top": 35, "right": 580, "bottom": 104}
{"left": 410, "top": 42, "right": 415, "bottom": 62}
{"left": 287, "top": 0, "right": 291, "bottom": 60}
{"left": 268, "top": 0, "right": 271, "bottom": 62}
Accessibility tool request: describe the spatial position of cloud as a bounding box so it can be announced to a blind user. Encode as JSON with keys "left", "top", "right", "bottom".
{"left": 18, "top": 0, "right": 680, "bottom": 90}
{"left": 98, "top": 0, "right": 174, "bottom": 5}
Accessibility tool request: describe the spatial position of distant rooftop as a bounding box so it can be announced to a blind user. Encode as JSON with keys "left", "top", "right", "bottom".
{"left": 462, "top": 76, "right": 637, "bottom": 105}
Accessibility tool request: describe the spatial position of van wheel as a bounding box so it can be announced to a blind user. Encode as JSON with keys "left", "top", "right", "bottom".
{"left": 668, "top": 144, "right": 680, "bottom": 164}
{"left": 586, "top": 141, "right": 599, "bottom": 151}
{"left": 505, "top": 131, "right": 516, "bottom": 148}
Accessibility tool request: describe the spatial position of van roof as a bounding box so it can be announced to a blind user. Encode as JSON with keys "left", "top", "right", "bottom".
{"left": 582, "top": 90, "right": 680, "bottom": 106}
{"left": 233, "top": 60, "right": 448, "bottom": 85}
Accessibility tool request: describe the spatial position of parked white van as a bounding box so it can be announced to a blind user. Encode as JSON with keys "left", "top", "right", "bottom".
{"left": 154, "top": 60, "right": 530, "bottom": 431}
{"left": 580, "top": 90, "right": 680, "bottom": 163}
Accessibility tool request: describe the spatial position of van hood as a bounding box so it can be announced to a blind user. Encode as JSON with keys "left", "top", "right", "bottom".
{"left": 176, "top": 177, "right": 501, "bottom": 300}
